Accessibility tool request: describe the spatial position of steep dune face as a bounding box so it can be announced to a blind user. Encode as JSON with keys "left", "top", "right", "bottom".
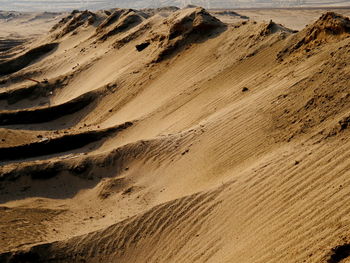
{"left": 278, "top": 12, "right": 350, "bottom": 59}
{"left": 96, "top": 9, "right": 148, "bottom": 41}
{"left": 1, "top": 7, "right": 350, "bottom": 263}
{"left": 154, "top": 7, "right": 225, "bottom": 61}
{"left": 51, "top": 10, "right": 98, "bottom": 39}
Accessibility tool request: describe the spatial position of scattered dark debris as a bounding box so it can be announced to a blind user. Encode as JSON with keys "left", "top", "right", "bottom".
{"left": 182, "top": 149, "right": 189, "bottom": 155}
{"left": 106, "top": 83, "right": 117, "bottom": 92}
{"left": 122, "top": 187, "right": 133, "bottom": 195}
{"left": 339, "top": 116, "right": 350, "bottom": 131}
{"left": 136, "top": 42, "right": 150, "bottom": 52}
{"left": 327, "top": 243, "right": 350, "bottom": 263}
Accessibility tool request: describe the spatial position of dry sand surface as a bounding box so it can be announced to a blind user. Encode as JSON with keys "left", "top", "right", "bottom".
{"left": 215, "top": 8, "right": 350, "bottom": 30}
{"left": 1, "top": 6, "right": 350, "bottom": 263}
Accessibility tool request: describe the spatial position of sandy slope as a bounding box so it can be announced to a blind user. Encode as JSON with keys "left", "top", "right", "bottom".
{"left": 1, "top": 6, "right": 350, "bottom": 263}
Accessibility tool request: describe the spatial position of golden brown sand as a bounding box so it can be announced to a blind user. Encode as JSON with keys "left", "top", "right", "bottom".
{"left": 1, "top": 6, "right": 350, "bottom": 263}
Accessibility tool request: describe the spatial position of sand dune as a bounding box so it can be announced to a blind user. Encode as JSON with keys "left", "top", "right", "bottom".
{"left": 1, "top": 6, "right": 350, "bottom": 263}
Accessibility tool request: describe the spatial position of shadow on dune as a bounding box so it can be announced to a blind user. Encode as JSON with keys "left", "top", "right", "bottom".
{"left": 0, "top": 169, "right": 104, "bottom": 203}
{"left": 0, "top": 43, "right": 58, "bottom": 76}
{"left": 0, "top": 88, "right": 105, "bottom": 131}
{"left": 0, "top": 89, "right": 97, "bottom": 126}
{"left": 154, "top": 25, "right": 228, "bottom": 63}
{"left": 0, "top": 122, "right": 133, "bottom": 162}
{"left": 0, "top": 129, "right": 153, "bottom": 203}
{"left": 0, "top": 38, "right": 27, "bottom": 53}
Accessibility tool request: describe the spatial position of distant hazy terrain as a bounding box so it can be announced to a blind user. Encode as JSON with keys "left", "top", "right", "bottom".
{"left": 0, "top": 0, "right": 349, "bottom": 11}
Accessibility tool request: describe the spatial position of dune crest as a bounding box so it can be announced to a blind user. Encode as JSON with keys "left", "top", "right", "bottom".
{"left": 278, "top": 12, "right": 350, "bottom": 60}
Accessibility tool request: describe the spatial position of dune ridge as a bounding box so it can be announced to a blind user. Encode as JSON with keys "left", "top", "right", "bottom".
{"left": 1, "top": 6, "right": 350, "bottom": 263}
